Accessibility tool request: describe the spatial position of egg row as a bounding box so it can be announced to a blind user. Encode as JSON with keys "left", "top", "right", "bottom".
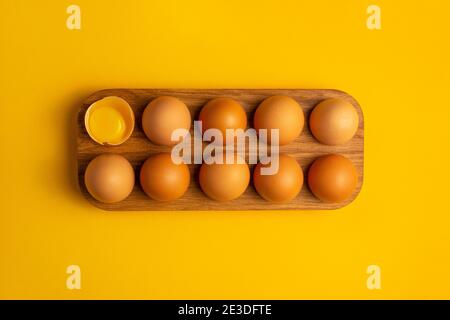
{"left": 85, "top": 95, "right": 359, "bottom": 147}
{"left": 84, "top": 153, "right": 358, "bottom": 204}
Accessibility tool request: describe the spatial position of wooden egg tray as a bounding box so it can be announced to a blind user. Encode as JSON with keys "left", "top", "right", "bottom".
{"left": 77, "top": 89, "right": 364, "bottom": 211}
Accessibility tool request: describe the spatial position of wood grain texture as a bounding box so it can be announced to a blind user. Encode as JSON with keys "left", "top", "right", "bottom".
{"left": 77, "top": 89, "right": 364, "bottom": 211}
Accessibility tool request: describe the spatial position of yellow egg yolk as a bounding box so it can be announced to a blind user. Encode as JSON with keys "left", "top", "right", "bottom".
{"left": 88, "top": 106, "right": 126, "bottom": 144}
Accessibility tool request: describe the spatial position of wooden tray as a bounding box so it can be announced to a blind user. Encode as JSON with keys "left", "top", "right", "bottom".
{"left": 77, "top": 89, "right": 364, "bottom": 211}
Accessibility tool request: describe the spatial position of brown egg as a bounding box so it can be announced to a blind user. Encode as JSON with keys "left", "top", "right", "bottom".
{"left": 199, "top": 97, "right": 247, "bottom": 144}
{"left": 253, "top": 154, "right": 303, "bottom": 203}
{"left": 254, "top": 95, "right": 304, "bottom": 145}
{"left": 308, "top": 154, "right": 357, "bottom": 203}
{"left": 310, "top": 98, "right": 359, "bottom": 145}
{"left": 140, "top": 153, "right": 190, "bottom": 201}
{"left": 142, "top": 96, "right": 191, "bottom": 146}
{"left": 84, "top": 154, "right": 135, "bottom": 203}
{"left": 199, "top": 156, "right": 250, "bottom": 201}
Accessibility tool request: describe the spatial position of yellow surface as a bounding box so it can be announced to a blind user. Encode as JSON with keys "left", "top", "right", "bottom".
{"left": 86, "top": 97, "right": 131, "bottom": 145}
{"left": 0, "top": 0, "right": 449, "bottom": 299}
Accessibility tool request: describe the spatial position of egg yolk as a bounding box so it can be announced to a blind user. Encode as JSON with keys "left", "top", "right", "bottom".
{"left": 88, "top": 106, "right": 126, "bottom": 144}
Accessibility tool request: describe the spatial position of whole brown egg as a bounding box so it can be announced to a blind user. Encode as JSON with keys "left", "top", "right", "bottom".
{"left": 253, "top": 154, "right": 303, "bottom": 203}
{"left": 309, "top": 98, "right": 359, "bottom": 145}
{"left": 142, "top": 96, "right": 191, "bottom": 146}
{"left": 308, "top": 154, "right": 357, "bottom": 203}
{"left": 253, "top": 95, "right": 304, "bottom": 145}
{"left": 199, "top": 156, "right": 250, "bottom": 201}
{"left": 140, "top": 153, "right": 190, "bottom": 201}
{"left": 198, "top": 97, "right": 247, "bottom": 144}
{"left": 84, "top": 154, "right": 135, "bottom": 203}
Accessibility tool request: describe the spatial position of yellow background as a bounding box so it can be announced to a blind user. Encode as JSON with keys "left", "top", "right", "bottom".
{"left": 1, "top": 0, "right": 449, "bottom": 299}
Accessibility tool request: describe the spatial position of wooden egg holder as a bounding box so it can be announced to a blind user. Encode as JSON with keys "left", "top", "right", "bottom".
{"left": 77, "top": 89, "right": 364, "bottom": 211}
